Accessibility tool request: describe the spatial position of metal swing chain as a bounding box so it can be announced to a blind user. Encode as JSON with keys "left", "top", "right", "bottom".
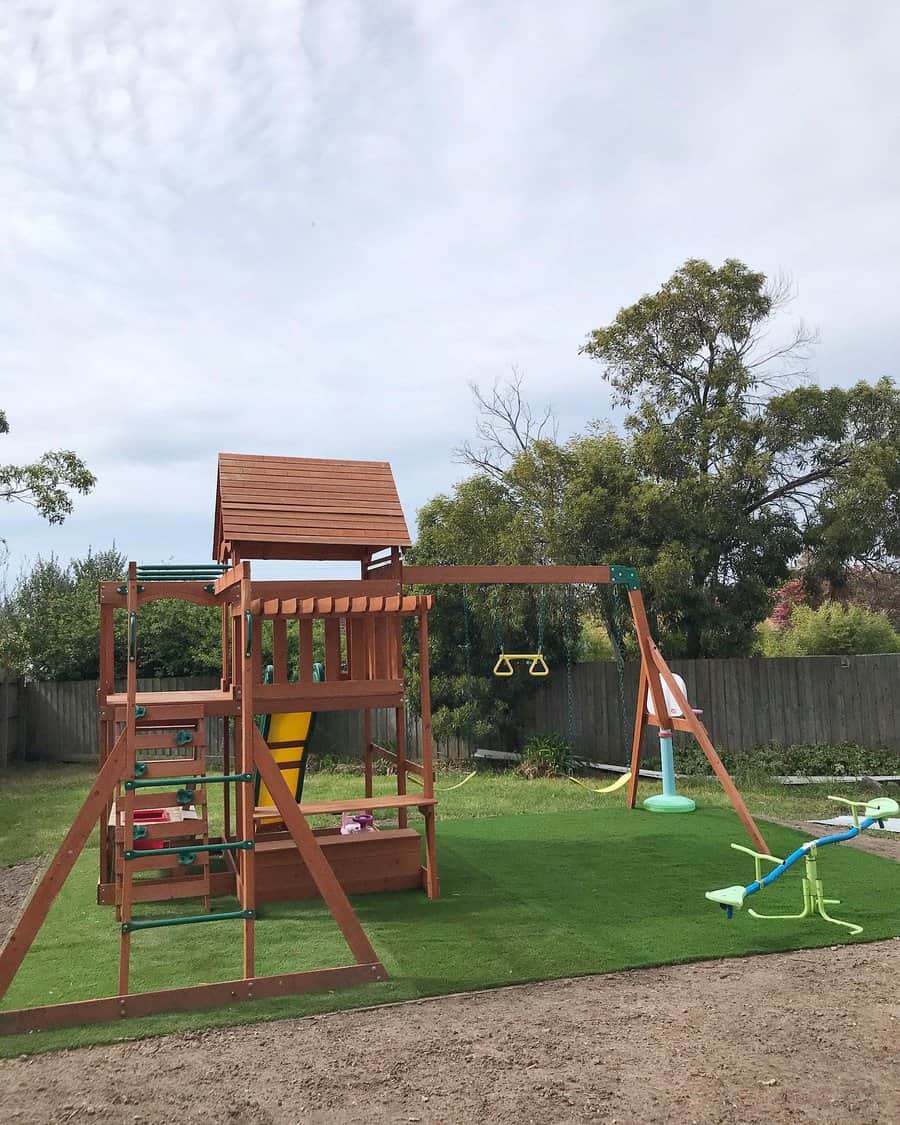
{"left": 606, "top": 582, "right": 629, "bottom": 761}
{"left": 536, "top": 584, "right": 546, "bottom": 655}
{"left": 490, "top": 585, "right": 505, "bottom": 654}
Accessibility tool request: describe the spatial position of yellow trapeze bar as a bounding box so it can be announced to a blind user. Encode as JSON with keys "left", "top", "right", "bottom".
{"left": 492, "top": 653, "right": 550, "bottom": 677}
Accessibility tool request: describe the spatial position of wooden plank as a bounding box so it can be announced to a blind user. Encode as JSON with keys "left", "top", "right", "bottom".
{"left": 299, "top": 619, "right": 314, "bottom": 682}
{"left": 401, "top": 565, "right": 612, "bottom": 585}
{"left": 324, "top": 618, "right": 342, "bottom": 680}
{"left": 0, "top": 964, "right": 388, "bottom": 1035}
{"left": 255, "top": 794, "right": 436, "bottom": 817}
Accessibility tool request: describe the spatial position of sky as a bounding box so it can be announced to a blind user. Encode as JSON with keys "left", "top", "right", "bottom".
{"left": 1, "top": 0, "right": 898, "bottom": 583}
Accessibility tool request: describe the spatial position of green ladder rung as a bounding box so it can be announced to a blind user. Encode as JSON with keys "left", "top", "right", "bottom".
{"left": 122, "top": 909, "right": 253, "bottom": 933}
{"left": 125, "top": 773, "right": 253, "bottom": 791}
{"left": 123, "top": 840, "right": 253, "bottom": 861}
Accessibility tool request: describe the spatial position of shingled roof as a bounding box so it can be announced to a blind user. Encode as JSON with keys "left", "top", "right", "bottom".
{"left": 213, "top": 453, "right": 411, "bottom": 562}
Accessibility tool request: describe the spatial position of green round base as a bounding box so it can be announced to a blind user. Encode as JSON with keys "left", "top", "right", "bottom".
{"left": 643, "top": 793, "right": 697, "bottom": 813}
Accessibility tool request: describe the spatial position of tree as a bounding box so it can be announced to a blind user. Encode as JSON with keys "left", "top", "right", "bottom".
{"left": 0, "top": 547, "right": 224, "bottom": 680}
{"left": 454, "top": 369, "right": 557, "bottom": 481}
{"left": 580, "top": 258, "right": 900, "bottom": 656}
{"left": 758, "top": 603, "right": 900, "bottom": 656}
{"left": 0, "top": 410, "right": 96, "bottom": 526}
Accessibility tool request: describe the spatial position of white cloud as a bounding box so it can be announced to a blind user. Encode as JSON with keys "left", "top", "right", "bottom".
{"left": 1, "top": 0, "right": 899, "bottom": 575}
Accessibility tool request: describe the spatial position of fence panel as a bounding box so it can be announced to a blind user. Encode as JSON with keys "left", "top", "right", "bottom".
{"left": 10, "top": 654, "right": 900, "bottom": 767}
{"left": 0, "top": 672, "right": 20, "bottom": 767}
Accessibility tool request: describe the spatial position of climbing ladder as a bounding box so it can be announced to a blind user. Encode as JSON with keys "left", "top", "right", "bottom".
{"left": 113, "top": 562, "right": 256, "bottom": 993}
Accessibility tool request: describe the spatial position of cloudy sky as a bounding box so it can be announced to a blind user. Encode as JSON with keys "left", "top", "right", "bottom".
{"left": 1, "top": 0, "right": 898, "bottom": 581}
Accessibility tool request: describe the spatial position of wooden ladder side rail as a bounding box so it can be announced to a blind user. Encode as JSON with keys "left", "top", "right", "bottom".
{"left": 646, "top": 641, "right": 770, "bottom": 856}
{"left": 252, "top": 729, "right": 384, "bottom": 969}
{"left": 0, "top": 730, "right": 128, "bottom": 1002}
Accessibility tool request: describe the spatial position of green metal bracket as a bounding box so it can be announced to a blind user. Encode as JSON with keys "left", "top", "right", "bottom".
{"left": 123, "top": 839, "right": 253, "bottom": 861}
{"left": 175, "top": 729, "right": 193, "bottom": 746}
{"left": 122, "top": 908, "right": 254, "bottom": 933}
{"left": 177, "top": 850, "right": 198, "bottom": 866}
{"left": 609, "top": 565, "right": 640, "bottom": 590}
{"left": 133, "top": 824, "right": 148, "bottom": 841}
{"left": 117, "top": 584, "right": 145, "bottom": 594}
{"left": 133, "top": 761, "right": 148, "bottom": 777}
{"left": 203, "top": 583, "right": 215, "bottom": 593}
{"left": 134, "top": 705, "right": 147, "bottom": 719}
{"left": 124, "top": 772, "right": 252, "bottom": 791}
{"left": 176, "top": 787, "right": 195, "bottom": 806}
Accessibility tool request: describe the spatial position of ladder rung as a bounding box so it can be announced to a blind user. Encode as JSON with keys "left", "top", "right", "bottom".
{"left": 125, "top": 773, "right": 252, "bottom": 790}
{"left": 122, "top": 909, "right": 253, "bottom": 933}
{"left": 123, "top": 840, "right": 253, "bottom": 861}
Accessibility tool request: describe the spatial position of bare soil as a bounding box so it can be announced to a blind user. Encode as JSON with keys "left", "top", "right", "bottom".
{"left": 2, "top": 827, "right": 898, "bottom": 1125}
{"left": 0, "top": 863, "right": 38, "bottom": 944}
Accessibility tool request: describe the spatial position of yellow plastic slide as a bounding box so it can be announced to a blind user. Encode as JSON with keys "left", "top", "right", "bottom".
{"left": 256, "top": 710, "right": 314, "bottom": 825}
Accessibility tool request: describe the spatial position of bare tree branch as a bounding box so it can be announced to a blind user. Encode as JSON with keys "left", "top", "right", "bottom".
{"left": 454, "top": 367, "right": 558, "bottom": 477}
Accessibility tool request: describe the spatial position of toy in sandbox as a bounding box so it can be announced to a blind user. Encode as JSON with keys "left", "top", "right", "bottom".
{"left": 706, "top": 796, "right": 900, "bottom": 936}
{"left": 0, "top": 452, "right": 771, "bottom": 1034}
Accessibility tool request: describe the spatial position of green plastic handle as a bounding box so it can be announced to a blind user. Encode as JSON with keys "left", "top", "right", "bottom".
{"left": 244, "top": 610, "right": 252, "bottom": 657}
{"left": 128, "top": 612, "right": 137, "bottom": 662}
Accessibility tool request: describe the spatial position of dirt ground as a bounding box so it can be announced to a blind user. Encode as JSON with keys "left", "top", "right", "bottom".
{"left": 1, "top": 828, "right": 898, "bottom": 1125}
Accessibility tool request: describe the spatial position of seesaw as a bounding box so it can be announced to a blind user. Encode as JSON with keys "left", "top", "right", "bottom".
{"left": 705, "top": 796, "right": 899, "bottom": 936}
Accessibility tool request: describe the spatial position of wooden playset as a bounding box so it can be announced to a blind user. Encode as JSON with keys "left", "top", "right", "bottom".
{"left": 0, "top": 452, "right": 770, "bottom": 1034}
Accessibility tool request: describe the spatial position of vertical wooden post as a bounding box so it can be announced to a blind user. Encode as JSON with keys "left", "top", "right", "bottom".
{"left": 418, "top": 607, "right": 439, "bottom": 898}
{"left": 118, "top": 562, "right": 138, "bottom": 994}
{"left": 239, "top": 564, "right": 256, "bottom": 977}
{"left": 97, "top": 603, "right": 115, "bottom": 889}
{"left": 395, "top": 704, "right": 408, "bottom": 830}
{"left": 363, "top": 709, "right": 373, "bottom": 799}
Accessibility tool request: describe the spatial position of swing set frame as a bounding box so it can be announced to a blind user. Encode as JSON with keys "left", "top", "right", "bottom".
{"left": 402, "top": 563, "right": 770, "bottom": 856}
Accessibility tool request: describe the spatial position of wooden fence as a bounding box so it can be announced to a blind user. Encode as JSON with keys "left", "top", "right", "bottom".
{"left": 6, "top": 654, "right": 900, "bottom": 767}
{"left": 0, "top": 671, "right": 20, "bottom": 767}
{"left": 521, "top": 654, "right": 900, "bottom": 763}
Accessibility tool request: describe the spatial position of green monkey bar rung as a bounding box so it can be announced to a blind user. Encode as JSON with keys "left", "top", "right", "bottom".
{"left": 123, "top": 840, "right": 254, "bottom": 861}
{"left": 122, "top": 909, "right": 254, "bottom": 933}
{"left": 124, "top": 772, "right": 253, "bottom": 790}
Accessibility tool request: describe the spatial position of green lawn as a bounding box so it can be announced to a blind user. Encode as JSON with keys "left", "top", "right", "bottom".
{"left": 2, "top": 764, "right": 899, "bottom": 1056}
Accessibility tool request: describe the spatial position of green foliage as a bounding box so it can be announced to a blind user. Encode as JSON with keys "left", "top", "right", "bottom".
{"left": 0, "top": 409, "right": 95, "bottom": 527}
{"left": 674, "top": 739, "right": 899, "bottom": 779}
{"left": 517, "top": 733, "right": 576, "bottom": 777}
{"left": 0, "top": 548, "right": 126, "bottom": 680}
{"left": 757, "top": 603, "right": 900, "bottom": 657}
{"left": 578, "top": 259, "right": 900, "bottom": 656}
{"left": 0, "top": 547, "right": 227, "bottom": 680}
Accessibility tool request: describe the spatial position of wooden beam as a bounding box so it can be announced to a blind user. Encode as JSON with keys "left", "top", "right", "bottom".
{"left": 0, "top": 964, "right": 387, "bottom": 1035}
{"left": 254, "top": 793, "right": 436, "bottom": 818}
{"left": 401, "top": 565, "right": 612, "bottom": 585}
{"left": 369, "top": 742, "right": 427, "bottom": 779}
{"left": 0, "top": 731, "right": 127, "bottom": 1001}
{"left": 252, "top": 730, "right": 383, "bottom": 966}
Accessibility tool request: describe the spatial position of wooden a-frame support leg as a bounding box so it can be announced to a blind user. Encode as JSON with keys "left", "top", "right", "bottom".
{"left": 252, "top": 730, "right": 384, "bottom": 968}
{"left": 626, "top": 663, "right": 648, "bottom": 809}
{"left": 647, "top": 643, "right": 770, "bottom": 855}
{"left": 0, "top": 731, "right": 128, "bottom": 1002}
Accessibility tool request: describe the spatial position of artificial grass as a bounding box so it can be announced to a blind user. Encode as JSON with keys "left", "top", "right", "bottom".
{"left": 3, "top": 800, "right": 899, "bottom": 1056}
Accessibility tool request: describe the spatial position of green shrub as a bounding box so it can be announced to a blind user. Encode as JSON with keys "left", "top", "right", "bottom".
{"left": 673, "top": 739, "right": 899, "bottom": 779}
{"left": 517, "top": 733, "right": 576, "bottom": 778}
{"left": 758, "top": 602, "right": 900, "bottom": 657}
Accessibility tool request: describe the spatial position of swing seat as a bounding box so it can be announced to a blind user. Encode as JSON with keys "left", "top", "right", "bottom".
{"left": 705, "top": 885, "right": 746, "bottom": 910}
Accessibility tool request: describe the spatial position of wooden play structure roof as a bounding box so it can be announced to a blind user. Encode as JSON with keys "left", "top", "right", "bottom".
{"left": 214, "top": 453, "right": 412, "bottom": 562}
